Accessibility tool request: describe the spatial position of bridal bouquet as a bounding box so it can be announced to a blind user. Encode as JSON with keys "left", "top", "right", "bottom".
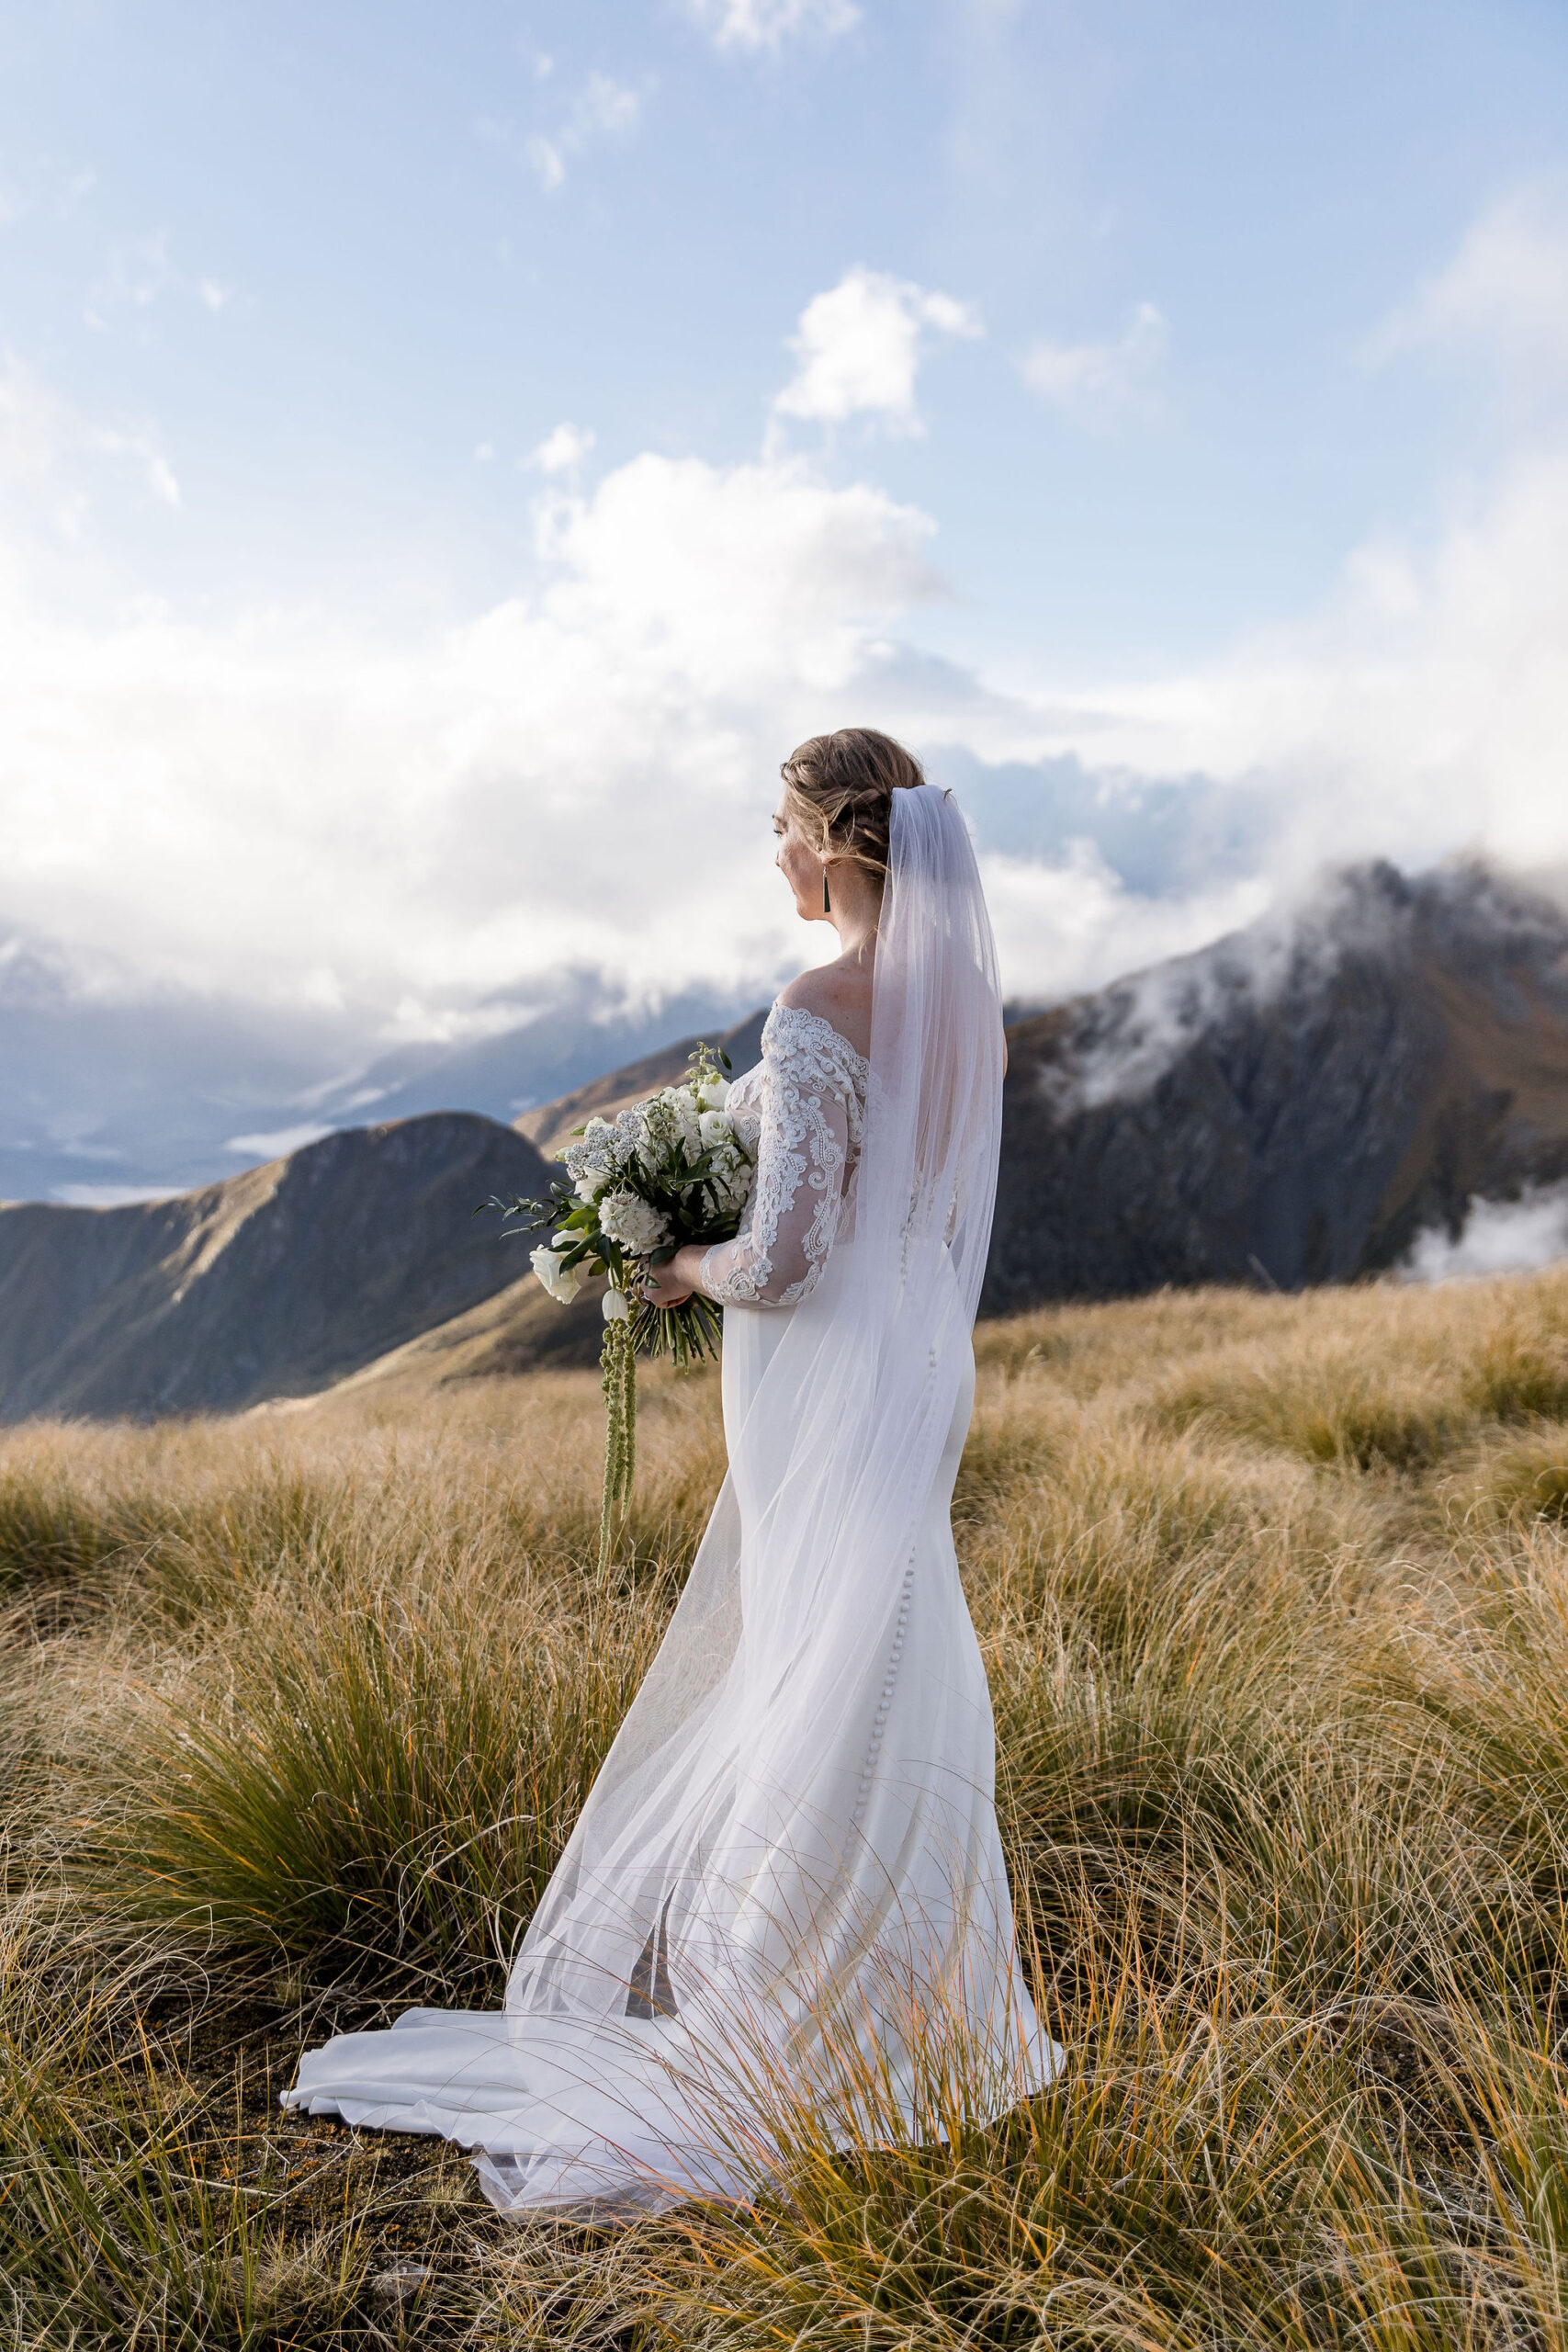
{"left": 481, "top": 1044, "right": 753, "bottom": 1569}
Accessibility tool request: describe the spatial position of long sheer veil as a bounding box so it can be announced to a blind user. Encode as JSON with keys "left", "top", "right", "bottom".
{"left": 505, "top": 782, "right": 1008, "bottom": 2052}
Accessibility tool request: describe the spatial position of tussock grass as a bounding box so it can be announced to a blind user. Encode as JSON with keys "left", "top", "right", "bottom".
{"left": 8, "top": 1265, "right": 1568, "bottom": 2343}
{"left": 115, "top": 1576, "right": 649, "bottom": 1990}
{"left": 1483, "top": 1431, "right": 1568, "bottom": 1521}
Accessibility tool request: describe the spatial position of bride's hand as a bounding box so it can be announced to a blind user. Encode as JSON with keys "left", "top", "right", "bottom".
{"left": 640, "top": 1248, "right": 701, "bottom": 1308}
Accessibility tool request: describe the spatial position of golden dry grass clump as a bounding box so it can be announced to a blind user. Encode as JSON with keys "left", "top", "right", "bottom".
{"left": 9, "top": 1267, "right": 1568, "bottom": 2344}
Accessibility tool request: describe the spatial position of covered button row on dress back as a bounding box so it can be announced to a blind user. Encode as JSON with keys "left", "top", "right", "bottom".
{"left": 852, "top": 1552, "right": 916, "bottom": 1829}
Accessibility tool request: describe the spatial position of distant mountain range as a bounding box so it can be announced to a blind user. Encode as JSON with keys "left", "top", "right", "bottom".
{"left": 0, "top": 751, "right": 1260, "bottom": 1203}
{"left": 4, "top": 859, "right": 1567, "bottom": 1422}
{"left": 0, "top": 1114, "right": 549, "bottom": 1419}
{"left": 0, "top": 961, "right": 761, "bottom": 1205}
{"left": 986, "top": 860, "right": 1568, "bottom": 1310}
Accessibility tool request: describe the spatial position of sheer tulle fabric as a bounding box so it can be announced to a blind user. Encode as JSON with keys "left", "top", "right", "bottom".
{"left": 282, "top": 785, "right": 1061, "bottom": 2214}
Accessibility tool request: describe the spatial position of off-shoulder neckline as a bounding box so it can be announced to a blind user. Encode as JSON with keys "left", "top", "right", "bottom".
{"left": 765, "top": 997, "right": 872, "bottom": 1079}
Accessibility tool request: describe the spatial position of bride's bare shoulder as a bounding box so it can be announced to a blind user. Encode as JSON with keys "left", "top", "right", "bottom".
{"left": 777, "top": 963, "right": 873, "bottom": 1062}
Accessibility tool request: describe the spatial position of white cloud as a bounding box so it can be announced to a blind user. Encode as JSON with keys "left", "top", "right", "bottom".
{"left": 578, "top": 74, "right": 643, "bottom": 135}
{"left": 774, "top": 267, "right": 982, "bottom": 434}
{"left": 969, "top": 195, "right": 1568, "bottom": 892}
{"left": 1369, "top": 179, "right": 1568, "bottom": 387}
{"left": 0, "top": 351, "right": 182, "bottom": 520}
{"left": 526, "top": 137, "right": 567, "bottom": 194}
{"left": 1035, "top": 437, "right": 1568, "bottom": 889}
{"left": 979, "top": 842, "right": 1271, "bottom": 1006}
{"left": 198, "top": 278, "right": 232, "bottom": 313}
{"left": 525, "top": 421, "right": 595, "bottom": 476}
{"left": 530, "top": 451, "right": 936, "bottom": 697}
{"left": 689, "top": 0, "right": 860, "bottom": 51}
{"left": 1020, "top": 301, "right": 1168, "bottom": 426}
{"left": 6, "top": 382, "right": 1568, "bottom": 1055}
{"left": 224, "top": 1122, "right": 333, "bottom": 1160}
{"left": 6, "top": 187, "right": 1568, "bottom": 1099}
{"left": 1401, "top": 1184, "right": 1568, "bottom": 1283}
{"left": 524, "top": 73, "right": 645, "bottom": 193}
{"left": 0, "top": 411, "right": 942, "bottom": 1038}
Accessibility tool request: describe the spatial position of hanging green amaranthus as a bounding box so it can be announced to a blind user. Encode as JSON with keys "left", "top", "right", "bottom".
{"left": 597, "top": 1304, "right": 637, "bottom": 1574}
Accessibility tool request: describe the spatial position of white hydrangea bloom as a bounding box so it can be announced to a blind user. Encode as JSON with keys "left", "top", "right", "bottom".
{"left": 531, "top": 1242, "right": 585, "bottom": 1305}
{"left": 598, "top": 1189, "right": 671, "bottom": 1257}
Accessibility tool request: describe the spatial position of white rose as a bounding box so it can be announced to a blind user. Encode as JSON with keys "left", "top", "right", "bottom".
{"left": 575, "top": 1169, "right": 611, "bottom": 1204}
{"left": 531, "top": 1242, "right": 585, "bottom": 1305}
{"left": 597, "top": 1189, "right": 671, "bottom": 1258}
{"left": 698, "top": 1110, "right": 734, "bottom": 1151}
{"left": 696, "top": 1078, "right": 729, "bottom": 1112}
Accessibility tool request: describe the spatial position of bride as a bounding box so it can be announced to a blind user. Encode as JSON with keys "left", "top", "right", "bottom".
{"left": 283, "top": 728, "right": 1062, "bottom": 2213}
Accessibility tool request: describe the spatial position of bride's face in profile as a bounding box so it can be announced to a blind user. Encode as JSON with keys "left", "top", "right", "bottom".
{"left": 773, "top": 800, "right": 831, "bottom": 924}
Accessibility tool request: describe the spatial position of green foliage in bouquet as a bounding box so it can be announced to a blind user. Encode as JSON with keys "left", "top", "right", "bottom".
{"left": 479, "top": 1042, "right": 754, "bottom": 1568}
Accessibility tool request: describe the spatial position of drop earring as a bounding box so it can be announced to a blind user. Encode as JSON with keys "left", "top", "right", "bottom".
{"left": 822, "top": 864, "right": 831, "bottom": 915}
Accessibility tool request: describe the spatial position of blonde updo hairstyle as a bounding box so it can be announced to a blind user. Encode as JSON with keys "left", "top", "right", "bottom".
{"left": 778, "top": 728, "right": 926, "bottom": 883}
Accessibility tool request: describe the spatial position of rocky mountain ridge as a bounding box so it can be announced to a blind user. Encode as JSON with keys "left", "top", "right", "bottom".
{"left": 0, "top": 1114, "right": 549, "bottom": 1420}
{"left": 986, "top": 860, "right": 1568, "bottom": 1308}
{"left": 5, "top": 859, "right": 1568, "bottom": 1422}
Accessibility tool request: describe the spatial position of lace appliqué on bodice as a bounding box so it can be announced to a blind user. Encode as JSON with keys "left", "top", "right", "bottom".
{"left": 699, "top": 1003, "right": 868, "bottom": 1309}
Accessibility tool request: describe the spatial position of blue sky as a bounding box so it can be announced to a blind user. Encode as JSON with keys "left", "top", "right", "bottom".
{"left": 3, "top": 0, "right": 1567, "bottom": 1197}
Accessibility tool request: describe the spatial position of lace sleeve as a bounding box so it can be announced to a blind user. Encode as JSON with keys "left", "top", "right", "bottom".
{"left": 698, "top": 1020, "right": 857, "bottom": 1308}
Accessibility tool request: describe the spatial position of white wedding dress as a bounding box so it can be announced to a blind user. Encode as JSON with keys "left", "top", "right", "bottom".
{"left": 283, "top": 789, "right": 1061, "bottom": 2215}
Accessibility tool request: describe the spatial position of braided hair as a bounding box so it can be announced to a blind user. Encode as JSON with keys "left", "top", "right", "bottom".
{"left": 778, "top": 729, "right": 926, "bottom": 880}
